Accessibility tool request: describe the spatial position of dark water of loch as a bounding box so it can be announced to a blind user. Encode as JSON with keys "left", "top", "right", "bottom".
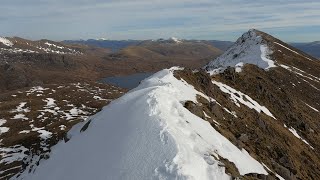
{"left": 99, "top": 72, "right": 154, "bottom": 89}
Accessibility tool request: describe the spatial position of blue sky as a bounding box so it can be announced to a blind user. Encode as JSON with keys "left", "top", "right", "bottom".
{"left": 1, "top": 0, "right": 320, "bottom": 42}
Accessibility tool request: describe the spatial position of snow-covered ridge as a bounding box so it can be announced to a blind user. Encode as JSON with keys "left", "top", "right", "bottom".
{"left": 18, "top": 67, "right": 268, "bottom": 180}
{"left": 204, "top": 29, "right": 276, "bottom": 74}
{"left": 0, "top": 38, "right": 82, "bottom": 55}
{"left": 0, "top": 37, "right": 13, "bottom": 47}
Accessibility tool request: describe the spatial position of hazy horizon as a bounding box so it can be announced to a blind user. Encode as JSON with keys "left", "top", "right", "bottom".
{"left": 1, "top": 0, "right": 320, "bottom": 42}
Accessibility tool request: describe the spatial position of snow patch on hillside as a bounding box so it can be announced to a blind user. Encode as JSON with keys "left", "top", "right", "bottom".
{"left": 274, "top": 42, "right": 313, "bottom": 61}
{"left": 170, "top": 37, "right": 182, "bottom": 43}
{"left": 0, "top": 145, "right": 28, "bottom": 165}
{"left": 212, "top": 80, "right": 276, "bottom": 119}
{"left": 304, "top": 102, "right": 319, "bottom": 112}
{"left": 205, "top": 30, "right": 276, "bottom": 74}
{"left": 44, "top": 42, "right": 64, "bottom": 49}
{"left": 288, "top": 127, "right": 314, "bottom": 149}
{"left": 0, "top": 37, "right": 13, "bottom": 47}
{"left": 11, "top": 102, "right": 30, "bottom": 113}
{"left": 37, "top": 130, "right": 52, "bottom": 140}
{"left": 0, "top": 119, "right": 9, "bottom": 135}
{"left": 279, "top": 64, "right": 320, "bottom": 91}
{"left": 43, "top": 98, "right": 56, "bottom": 108}
{"left": 262, "top": 163, "right": 285, "bottom": 180}
{"left": 19, "top": 67, "right": 268, "bottom": 180}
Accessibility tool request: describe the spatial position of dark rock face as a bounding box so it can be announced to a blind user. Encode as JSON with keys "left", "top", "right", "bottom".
{"left": 0, "top": 64, "right": 28, "bottom": 90}
{"left": 184, "top": 101, "right": 205, "bottom": 119}
{"left": 239, "top": 134, "right": 249, "bottom": 143}
{"left": 0, "top": 54, "right": 75, "bottom": 91}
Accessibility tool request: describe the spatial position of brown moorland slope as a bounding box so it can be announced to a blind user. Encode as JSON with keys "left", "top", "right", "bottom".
{"left": 0, "top": 37, "right": 223, "bottom": 92}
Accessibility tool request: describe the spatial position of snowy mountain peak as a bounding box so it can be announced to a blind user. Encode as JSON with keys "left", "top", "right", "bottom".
{"left": 169, "top": 37, "right": 182, "bottom": 43}
{"left": 204, "top": 29, "right": 276, "bottom": 74}
{"left": 156, "top": 37, "right": 183, "bottom": 44}
{"left": 96, "top": 37, "right": 108, "bottom": 41}
{"left": 0, "top": 36, "right": 14, "bottom": 47}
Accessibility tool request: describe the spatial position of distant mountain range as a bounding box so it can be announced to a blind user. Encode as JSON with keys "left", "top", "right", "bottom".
{"left": 291, "top": 42, "right": 320, "bottom": 58}
{"left": 63, "top": 39, "right": 141, "bottom": 52}
{"left": 64, "top": 39, "right": 320, "bottom": 59}
{"left": 63, "top": 39, "right": 234, "bottom": 53}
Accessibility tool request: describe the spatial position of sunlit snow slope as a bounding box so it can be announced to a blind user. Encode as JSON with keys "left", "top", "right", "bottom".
{"left": 204, "top": 29, "right": 276, "bottom": 74}
{"left": 19, "top": 67, "right": 268, "bottom": 180}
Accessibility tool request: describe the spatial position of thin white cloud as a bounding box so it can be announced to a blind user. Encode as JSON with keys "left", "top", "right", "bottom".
{"left": 0, "top": 0, "right": 319, "bottom": 41}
